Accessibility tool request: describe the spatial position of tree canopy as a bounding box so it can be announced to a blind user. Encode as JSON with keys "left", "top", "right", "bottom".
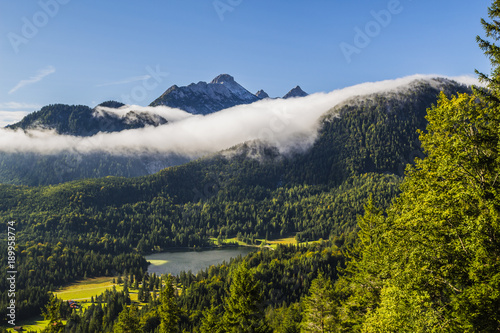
{"left": 336, "top": 1, "right": 500, "bottom": 330}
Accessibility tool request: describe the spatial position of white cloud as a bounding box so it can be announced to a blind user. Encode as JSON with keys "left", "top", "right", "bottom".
{"left": 96, "top": 75, "right": 152, "bottom": 87}
{"left": 8, "top": 66, "right": 56, "bottom": 94}
{"left": 447, "top": 75, "right": 484, "bottom": 87}
{"left": 94, "top": 105, "right": 193, "bottom": 123}
{"left": 0, "top": 102, "right": 42, "bottom": 109}
{"left": 0, "top": 74, "right": 479, "bottom": 156}
{"left": 0, "top": 111, "right": 31, "bottom": 127}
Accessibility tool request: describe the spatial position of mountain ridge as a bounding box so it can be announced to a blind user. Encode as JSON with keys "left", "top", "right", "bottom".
{"left": 6, "top": 102, "right": 169, "bottom": 136}
{"left": 0, "top": 76, "right": 473, "bottom": 186}
{"left": 149, "top": 74, "right": 260, "bottom": 114}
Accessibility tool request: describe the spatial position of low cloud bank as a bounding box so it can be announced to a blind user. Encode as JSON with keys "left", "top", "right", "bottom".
{"left": 0, "top": 111, "right": 31, "bottom": 127}
{"left": 93, "top": 105, "right": 194, "bottom": 124}
{"left": 0, "top": 74, "right": 480, "bottom": 157}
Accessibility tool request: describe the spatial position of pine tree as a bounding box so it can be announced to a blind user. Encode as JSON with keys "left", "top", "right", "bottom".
{"left": 149, "top": 273, "right": 156, "bottom": 291}
{"left": 140, "top": 308, "right": 161, "bottom": 333}
{"left": 301, "top": 273, "right": 338, "bottom": 333}
{"left": 138, "top": 287, "right": 144, "bottom": 302}
{"left": 113, "top": 304, "right": 140, "bottom": 333}
{"left": 476, "top": 0, "right": 500, "bottom": 99}
{"left": 267, "top": 303, "right": 302, "bottom": 333}
{"left": 336, "top": 197, "right": 390, "bottom": 331}
{"left": 133, "top": 275, "right": 139, "bottom": 289}
{"left": 200, "top": 303, "right": 223, "bottom": 333}
{"left": 144, "top": 288, "right": 151, "bottom": 303}
{"left": 222, "top": 261, "right": 270, "bottom": 333}
{"left": 337, "top": 2, "right": 500, "bottom": 331}
{"left": 41, "top": 293, "right": 65, "bottom": 333}
{"left": 159, "top": 275, "right": 180, "bottom": 333}
{"left": 123, "top": 279, "right": 130, "bottom": 303}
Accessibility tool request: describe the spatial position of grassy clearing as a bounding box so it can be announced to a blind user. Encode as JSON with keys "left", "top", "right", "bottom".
{"left": 209, "top": 237, "right": 248, "bottom": 246}
{"left": 224, "top": 238, "right": 252, "bottom": 246}
{"left": 3, "top": 276, "right": 157, "bottom": 332}
{"left": 148, "top": 259, "right": 169, "bottom": 266}
{"left": 54, "top": 276, "right": 122, "bottom": 301}
{"left": 262, "top": 234, "right": 325, "bottom": 248}
{"left": 261, "top": 236, "right": 298, "bottom": 248}
{"left": 4, "top": 277, "right": 119, "bottom": 332}
{"left": 210, "top": 234, "right": 319, "bottom": 249}
{"left": 53, "top": 276, "right": 160, "bottom": 304}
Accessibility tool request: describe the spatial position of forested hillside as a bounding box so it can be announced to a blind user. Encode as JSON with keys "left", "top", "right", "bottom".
{"left": 0, "top": 102, "right": 189, "bottom": 186}
{"left": 56, "top": 241, "right": 344, "bottom": 332}
{"left": 0, "top": 78, "right": 468, "bottom": 186}
{"left": 0, "top": 151, "right": 188, "bottom": 186}
{"left": 0, "top": 78, "right": 469, "bottom": 325}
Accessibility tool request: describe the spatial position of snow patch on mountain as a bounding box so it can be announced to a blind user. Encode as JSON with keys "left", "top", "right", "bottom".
{"left": 150, "top": 74, "right": 259, "bottom": 114}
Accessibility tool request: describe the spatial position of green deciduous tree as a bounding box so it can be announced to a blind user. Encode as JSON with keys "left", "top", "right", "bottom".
{"left": 338, "top": 2, "right": 500, "bottom": 331}
{"left": 362, "top": 90, "right": 500, "bottom": 332}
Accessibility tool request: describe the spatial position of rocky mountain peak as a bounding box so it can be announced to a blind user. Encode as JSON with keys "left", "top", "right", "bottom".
{"left": 283, "top": 86, "right": 308, "bottom": 99}
{"left": 256, "top": 90, "right": 270, "bottom": 99}
{"left": 149, "top": 74, "right": 259, "bottom": 114}
{"left": 210, "top": 74, "right": 236, "bottom": 85}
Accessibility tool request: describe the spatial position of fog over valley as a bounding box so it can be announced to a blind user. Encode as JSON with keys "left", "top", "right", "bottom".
{"left": 0, "top": 74, "right": 478, "bottom": 158}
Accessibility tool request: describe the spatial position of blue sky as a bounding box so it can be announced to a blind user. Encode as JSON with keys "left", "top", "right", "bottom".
{"left": 0, "top": 0, "right": 491, "bottom": 124}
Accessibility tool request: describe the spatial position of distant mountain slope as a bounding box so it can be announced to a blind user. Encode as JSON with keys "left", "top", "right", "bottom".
{"left": 281, "top": 78, "right": 470, "bottom": 186}
{"left": 149, "top": 74, "right": 260, "bottom": 114}
{"left": 0, "top": 77, "right": 471, "bottom": 207}
{"left": 0, "top": 152, "right": 189, "bottom": 186}
{"left": 6, "top": 102, "right": 168, "bottom": 136}
{"left": 0, "top": 77, "right": 470, "bottom": 186}
{"left": 0, "top": 101, "right": 183, "bottom": 185}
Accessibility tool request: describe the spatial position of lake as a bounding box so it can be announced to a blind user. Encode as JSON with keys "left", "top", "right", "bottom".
{"left": 145, "top": 247, "right": 257, "bottom": 276}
